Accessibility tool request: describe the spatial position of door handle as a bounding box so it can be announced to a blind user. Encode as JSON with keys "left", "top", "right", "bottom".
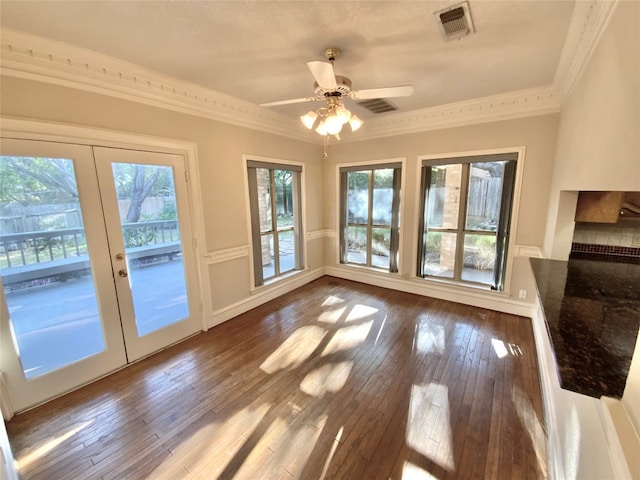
{"left": 118, "top": 269, "right": 128, "bottom": 278}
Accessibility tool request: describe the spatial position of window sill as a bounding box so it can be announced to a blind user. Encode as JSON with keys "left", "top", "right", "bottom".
{"left": 411, "top": 274, "right": 511, "bottom": 297}
{"left": 252, "top": 268, "right": 306, "bottom": 293}
{"left": 339, "top": 262, "right": 401, "bottom": 278}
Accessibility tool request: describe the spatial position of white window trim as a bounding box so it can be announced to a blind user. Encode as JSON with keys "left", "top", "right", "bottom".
{"left": 412, "top": 147, "right": 526, "bottom": 295}
{"left": 334, "top": 157, "right": 407, "bottom": 276}
{"left": 242, "top": 154, "right": 307, "bottom": 292}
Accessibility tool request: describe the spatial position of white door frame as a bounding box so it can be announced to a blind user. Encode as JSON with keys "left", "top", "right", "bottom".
{"left": 0, "top": 117, "right": 210, "bottom": 416}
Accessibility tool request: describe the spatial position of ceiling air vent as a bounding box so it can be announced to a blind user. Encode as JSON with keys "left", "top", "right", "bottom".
{"left": 434, "top": 2, "right": 475, "bottom": 41}
{"left": 357, "top": 98, "right": 398, "bottom": 114}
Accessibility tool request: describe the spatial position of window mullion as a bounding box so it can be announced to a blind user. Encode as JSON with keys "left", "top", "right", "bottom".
{"left": 366, "top": 171, "right": 374, "bottom": 266}
{"left": 454, "top": 164, "right": 470, "bottom": 280}
{"left": 269, "top": 170, "right": 280, "bottom": 277}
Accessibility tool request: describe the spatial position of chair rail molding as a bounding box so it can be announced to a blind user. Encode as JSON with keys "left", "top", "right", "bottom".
{"left": 306, "top": 229, "right": 335, "bottom": 240}
{"left": 205, "top": 245, "right": 250, "bottom": 264}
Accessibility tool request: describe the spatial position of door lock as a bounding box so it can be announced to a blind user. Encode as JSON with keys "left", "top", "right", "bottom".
{"left": 118, "top": 269, "right": 128, "bottom": 278}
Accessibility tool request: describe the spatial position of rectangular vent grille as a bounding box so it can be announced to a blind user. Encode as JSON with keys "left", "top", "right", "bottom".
{"left": 357, "top": 98, "right": 398, "bottom": 114}
{"left": 434, "top": 2, "right": 475, "bottom": 41}
{"left": 440, "top": 7, "right": 466, "bottom": 36}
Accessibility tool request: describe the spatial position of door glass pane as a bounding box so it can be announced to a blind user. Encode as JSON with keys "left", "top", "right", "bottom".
{"left": 427, "top": 165, "right": 462, "bottom": 229}
{"left": 422, "top": 231, "right": 456, "bottom": 278}
{"left": 372, "top": 169, "right": 393, "bottom": 225}
{"left": 465, "top": 162, "right": 504, "bottom": 232}
{"left": 461, "top": 234, "right": 496, "bottom": 285}
{"left": 277, "top": 229, "right": 295, "bottom": 274}
{"left": 0, "top": 156, "right": 105, "bottom": 378}
{"left": 346, "top": 226, "right": 367, "bottom": 265}
{"left": 371, "top": 227, "right": 391, "bottom": 269}
{"left": 111, "top": 163, "right": 188, "bottom": 336}
{"left": 347, "top": 172, "right": 369, "bottom": 224}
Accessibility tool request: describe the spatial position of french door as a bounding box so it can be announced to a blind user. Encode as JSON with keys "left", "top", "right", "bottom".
{"left": 0, "top": 139, "right": 201, "bottom": 412}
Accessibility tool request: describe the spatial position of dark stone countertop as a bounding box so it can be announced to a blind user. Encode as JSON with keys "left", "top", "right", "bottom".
{"left": 530, "top": 256, "right": 640, "bottom": 399}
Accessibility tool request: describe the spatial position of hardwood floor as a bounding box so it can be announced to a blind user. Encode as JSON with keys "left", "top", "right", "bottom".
{"left": 6, "top": 276, "right": 547, "bottom": 479}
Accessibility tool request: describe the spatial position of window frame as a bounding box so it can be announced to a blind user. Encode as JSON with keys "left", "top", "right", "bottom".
{"left": 414, "top": 149, "right": 524, "bottom": 293}
{"left": 246, "top": 157, "right": 305, "bottom": 288}
{"left": 337, "top": 159, "right": 404, "bottom": 273}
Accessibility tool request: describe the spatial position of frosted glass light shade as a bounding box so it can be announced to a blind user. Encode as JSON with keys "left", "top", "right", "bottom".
{"left": 300, "top": 111, "right": 318, "bottom": 129}
{"left": 349, "top": 114, "right": 363, "bottom": 132}
{"left": 324, "top": 114, "right": 343, "bottom": 135}
{"left": 315, "top": 119, "right": 329, "bottom": 136}
{"left": 335, "top": 105, "right": 352, "bottom": 124}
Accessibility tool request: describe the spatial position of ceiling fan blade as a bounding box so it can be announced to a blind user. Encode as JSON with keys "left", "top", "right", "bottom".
{"left": 260, "top": 96, "right": 318, "bottom": 107}
{"left": 351, "top": 85, "right": 414, "bottom": 100}
{"left": 307, "top": 61, "right": 337, "bottom": 90}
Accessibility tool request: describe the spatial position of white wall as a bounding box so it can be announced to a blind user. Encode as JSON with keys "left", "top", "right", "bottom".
{"left": 325, "top": 114, "right": 559, "bottom": 309}
{"left": 544, "top": 0, "right": 640, "bottom": 259}
{"left": 543, "top": 0, "right": 640, "bottom": 431}
{"left": 0, "top": 75, "right": 325, "bottom": 317}
{"left": 539, "top": 2, "right": 640, "bottom": 476}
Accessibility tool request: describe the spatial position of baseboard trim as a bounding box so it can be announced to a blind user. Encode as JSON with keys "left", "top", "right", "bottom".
{"left": 208, "top": 267, "right": 325, "bottom": 328}
{"left": 324, "top": 266, "right": 534, "bottom": 317}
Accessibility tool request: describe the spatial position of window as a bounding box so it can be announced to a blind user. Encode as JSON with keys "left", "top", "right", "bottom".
{"left": 247, "top": 160, "right": 303, "bottom": 286}
{"left": 417, "top": 153, "right": 517, "bottom": 290}
{"left": 339, "top": 162, "right": 402, "bottom": 271}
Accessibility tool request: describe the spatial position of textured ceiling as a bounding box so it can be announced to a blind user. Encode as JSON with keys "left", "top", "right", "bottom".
{"left": 0, "top": 0, "right": 576, "bottom": 120}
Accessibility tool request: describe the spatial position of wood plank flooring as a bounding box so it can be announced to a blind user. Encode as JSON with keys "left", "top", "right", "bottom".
{"left": 6, "top": 276, "right": 547, "bottom": 479}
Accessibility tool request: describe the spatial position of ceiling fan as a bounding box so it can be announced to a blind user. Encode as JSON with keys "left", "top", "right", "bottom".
{"left": 260, "top": 47, "right": 414, "bottom": 137}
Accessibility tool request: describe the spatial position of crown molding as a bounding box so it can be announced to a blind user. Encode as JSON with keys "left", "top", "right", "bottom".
{"left": 342, "top": 85, "right": 561, "bottom": 143}
{"left": 0, "top": 1, "right": 616, "bottom": 145}
{"left": 553, "top": 0, "right": 618, "bottom": 103}
{"left": 0, "top": 29, "right": 316, "bottom": 143}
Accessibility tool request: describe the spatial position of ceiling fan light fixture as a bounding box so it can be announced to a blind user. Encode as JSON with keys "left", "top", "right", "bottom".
{"left": 300, "top": 110, "right": 318, "bottom": 129}
{"left": 324, "top": 113, "right": 344, "bottom": 135}
{"left": 349, "top": 114, "right": 363, "bottom": 132}
{"left": 335, "top": 104, "right": 352, "bottom": 124}
{"left": 315, "top": 119, "right": 329, "bottom": 136}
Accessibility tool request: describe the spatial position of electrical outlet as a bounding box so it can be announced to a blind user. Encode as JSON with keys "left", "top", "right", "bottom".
{"left": 518, "top": 289, "right": 527, "bottom": 300}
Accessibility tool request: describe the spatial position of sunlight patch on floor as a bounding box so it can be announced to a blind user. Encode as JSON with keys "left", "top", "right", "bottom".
{"left": 321, "top": 321, "right": 373, "bottom": 356}
{"left": 491, "top": 338, "right": 523, "bottom": 358}
{"left": 321, "top": 295, "right": 345, "bottom": 307}
{"left": 300, "top": 361, "right": 354, "bottom": 397}
{"left": 511, "top": 384, "right": 548, "bottom": 478}
{"left": 406, "top": 383, "right": 455, "bottom": 472}
{"left": 260, "top": 325, "right": 326, "bottom": 374}
{"left": 262, "top": 414, "right": 329, "bottom": 478}
{"left": 345, "top": 304, "right": 379, "bottom": 322}
{"left": 414, "top": 321, "right": 445, "bottom": 355}
{"left": 491, "top": 338, "right": 509, "bottom": 358}
{"left": 17, "top": 419, "right": 94, "bottom": 470}
{"left": 317, "top": 306, "right": 347, "bottom": 324}
{"left": 319, "top": 426, "right": 343, "bottom": 480}
{"left": 374, "top": 315, "right": 387, "bottom": 345}
{"left": 402, "top": 460, "right": 441, "bottom": 479}
{"left": 152, "top": 403, "right": 271, "bottom": 478}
